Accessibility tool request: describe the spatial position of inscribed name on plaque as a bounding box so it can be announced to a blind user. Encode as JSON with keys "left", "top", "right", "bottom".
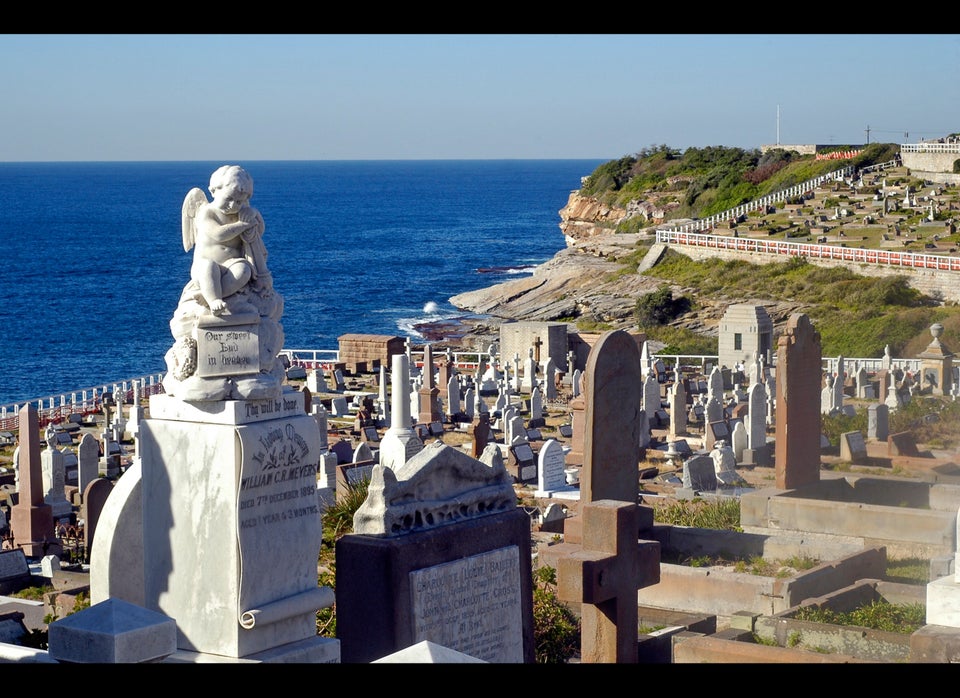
{"left": 235, "top": 415, "right": 322, "bottom": 608}
{"left": 410, "top": 546, "right": 523, "bottom": 663}
{"left": 195, "top": 318, "right": 260, "bottom": 378}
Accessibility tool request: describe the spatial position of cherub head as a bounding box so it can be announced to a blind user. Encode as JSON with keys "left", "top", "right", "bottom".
{"left": 208, "top": 165, "right": 254, "bottom": 215}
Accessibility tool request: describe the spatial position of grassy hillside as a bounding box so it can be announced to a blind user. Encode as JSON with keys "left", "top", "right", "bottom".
{"left": 579, "top": 142, "right": 901, "bottom": 222}
{"left": 576, "top": 142, "right": 960, "bottom": 359}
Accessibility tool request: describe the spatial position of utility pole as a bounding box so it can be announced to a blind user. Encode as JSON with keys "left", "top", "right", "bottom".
{"left": 776, "top": 105, "right": 780, "bottom": 145}
{"left": 864, "top": 125, "right": 871, "bottom": 144}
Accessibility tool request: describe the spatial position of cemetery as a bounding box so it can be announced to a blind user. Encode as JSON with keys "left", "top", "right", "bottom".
{"left": 2, "top": 164, "right": 960, "bottom": 664}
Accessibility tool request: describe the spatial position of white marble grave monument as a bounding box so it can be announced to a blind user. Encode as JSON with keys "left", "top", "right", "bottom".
{"left": 91, "top": 166, "right": 337, "bottom": 663}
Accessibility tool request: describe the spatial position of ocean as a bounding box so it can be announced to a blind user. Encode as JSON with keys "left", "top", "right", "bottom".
{"left": 0, "top": 159, "right": 604, "bottom": 407}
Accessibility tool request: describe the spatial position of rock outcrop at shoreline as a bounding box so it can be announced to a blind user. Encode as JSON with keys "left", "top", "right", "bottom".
{"left": 449, "top": 233, "right": 667, "bottom": 337}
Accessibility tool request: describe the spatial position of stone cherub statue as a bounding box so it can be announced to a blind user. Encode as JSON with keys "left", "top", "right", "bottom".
{"left": 162, "top": 165, "right": 286, "bottom": 402}
{"left": 181, "top": 164, "right": 272, "bottom": 315}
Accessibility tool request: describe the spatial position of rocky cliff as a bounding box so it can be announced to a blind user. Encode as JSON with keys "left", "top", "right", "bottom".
{"left": 556, "top": 191, "right": 627, "bottom": 243}
{"left": 448, "top": 190, "right": 804, "bottom": 347}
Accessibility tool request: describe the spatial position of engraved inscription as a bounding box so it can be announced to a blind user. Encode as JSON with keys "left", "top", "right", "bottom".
{"left": 237, "top": 422, "right": 319, "bottom": 532}
{"left": 195, "top": 323, "right": 260, "bottom": 378}
{"left": 410, "top": 547, "right": 522, "bottom": 663}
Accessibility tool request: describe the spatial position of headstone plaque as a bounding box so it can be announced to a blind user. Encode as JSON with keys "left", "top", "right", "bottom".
{"left": 0, "top": 549, "right": 30, "bottom": 593}
{"left": 840, "top": 431, "right": 868, "bottom": 464}
{"left": 510, "top": 442, "right": 536, "bottom": 482}
{"left": 708, "top": 421, "right": 730, "bottom": 442}
{"left": 194, "top": 316, "right": 260, "bottom": 378}
{"left": 410, "top": 546, "right": 523, "bottom": 662}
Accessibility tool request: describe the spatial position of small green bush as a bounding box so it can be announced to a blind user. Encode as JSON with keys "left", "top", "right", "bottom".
{"left": 532, "top": 566, "right": 580, "bottom": 663}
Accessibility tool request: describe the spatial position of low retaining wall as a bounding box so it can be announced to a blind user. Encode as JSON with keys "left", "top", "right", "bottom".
{"left": 740, "top": 477, "right": 959, "bottom": 559}
{"left": 635, "top": 533, "right": 886, "bottom": 617}
{"left": 753, "top": 579, "right": 923, "bottom": 662}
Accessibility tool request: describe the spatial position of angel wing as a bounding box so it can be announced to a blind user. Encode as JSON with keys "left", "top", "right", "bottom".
{"left": 181, "top": 187, "right": 208, "bottom": 252}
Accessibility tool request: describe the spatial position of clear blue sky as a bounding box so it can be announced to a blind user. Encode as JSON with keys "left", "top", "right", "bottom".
{"left": 2, "top": 34, "right": 957, "bottom": 162}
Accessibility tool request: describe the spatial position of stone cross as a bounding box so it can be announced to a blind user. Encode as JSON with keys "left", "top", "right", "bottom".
{"left": 557, "top": 500, "right": 647, "bottom": 663}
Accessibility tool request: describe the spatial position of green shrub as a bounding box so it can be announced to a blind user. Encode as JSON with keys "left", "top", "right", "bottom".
{"left": 634, "top": 285, "right": 691, "bottom": 327}
{"left": 532, "top": 566, "right": 580, "bottom": 663}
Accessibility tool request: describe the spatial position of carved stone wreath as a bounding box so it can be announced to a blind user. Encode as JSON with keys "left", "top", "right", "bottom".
{"left": 171, "top": 336, "right": 198, "bottom": 381}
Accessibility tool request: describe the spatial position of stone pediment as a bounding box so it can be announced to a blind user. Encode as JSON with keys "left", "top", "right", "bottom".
{"left": 352, "top": 441, "right": 516, "bottom": 536}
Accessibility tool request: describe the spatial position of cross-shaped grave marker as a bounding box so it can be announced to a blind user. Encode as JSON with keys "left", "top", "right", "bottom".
{"left": 557, "top": 499, "right": 658, "bottom": 663}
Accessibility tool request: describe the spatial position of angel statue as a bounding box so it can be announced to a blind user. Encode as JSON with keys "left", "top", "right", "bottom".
{"left": 182, "top": 164, "right": 272, "bottom": 315}
{"left": 163, "top": 165, "right": 286, "bottom": 401}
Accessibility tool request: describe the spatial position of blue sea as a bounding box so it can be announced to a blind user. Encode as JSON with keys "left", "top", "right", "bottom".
{"left": 0, "top": 159, "right": 604, "bottom": 407}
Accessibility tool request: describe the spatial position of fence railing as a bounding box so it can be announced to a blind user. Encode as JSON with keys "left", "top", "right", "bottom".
{"left": 654, "top": 229, "right": 960, "bottom": 272}
{"left": 0, "top": 373, "right": 165, "bottom": 433}
{"left": 901, "top": 142, "right": 960, "bottom": 154}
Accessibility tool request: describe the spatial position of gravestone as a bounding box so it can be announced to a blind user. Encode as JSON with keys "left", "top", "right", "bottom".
{"left": 417, "top": 344, "right": 442, "bottom": 425}
{"left": 775, "top": 314, "right": 823, "bottom": 489}
{"left": 352, "top": 441, "right": 374, "bottom": 464}
{"left": 330, "top": 439, "right": 355, "bottom": 465}
{"left": 77, "top": 433, "right": 99, "bottom": 495}
{"left": 333, "top": 369, "right": 347, "bottom": 392}
{"left": 506, "top": 414, "right": 526, "bottom": 446}
{"left": 667, "top": 379, "right": 686, "bottom": 439}
{"left": 507, "top": 441, "right": 537, "bottom": 484}
{"left": 361, "top": 425, "right": 380, "bottom": 444}
{"left": 888, "top": 431, "right": 921, "bottom": 457}
{"left": 446, "top": 375, "right": 460, "bottom": 419}
{"left": 681, "top": 454, "right": 717, "bottom": 493}
{"left": 9, "top": 403, "right": 61, "bottom": 558}
{"left": 539, "top": 502, "right": 568, "bottom": 534}
{"left": 552, "top": 331, "right": 662, "bottom": 663}
{"left": 557, "top": 500, "right": 658, "bottom": 663}
{"left": 335, "top": 461, "right": 376, "bottom": 502}
{"left": 731, "top": 421, "right": 748, "bottom": 462}
{"left": 40, "top": 437, "right": 72, "bottom": 521}
{"left": 81, "top": 477, "right": 113, "bottom": 559}
{"left": 580, "top": 330, "right": 643, "bottom": 504}
{"left": 706, "top": 420, "right": 729, "bottom": 451}
{"left": 534, "top": 438, "right": 575, "bottom": 498}
{"left": 0, "top": 549, "right": 30, "bottom": 594}
{"left": 867, "top": 403, "right": 889, "bottom": 441}
{"left": 840, "top": 431, "right": 869, "bottom": 464}
{"left": 336, "top": 442, "right": 535, "bottom": 663}
{"left": 527, "top": 386, "right": 545, "bottom": 428}
{"left": 330, "top": 396, "right": 349, "bottom": 417}
{"left": 468, "top": 411, "right": 491, "bottom": 458}
{"left": 710, "top": 440, "right": 743, "bottom": 486}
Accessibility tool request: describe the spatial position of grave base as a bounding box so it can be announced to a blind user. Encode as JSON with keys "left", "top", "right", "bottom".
{"left": 164, "top": 636, "right": 340, "bottom": 663}
{"left": 141, "top": 392, "right": 324, "bottom": 659}
{"left": 926, "top": 575, "right": 960, "bottom": 628}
